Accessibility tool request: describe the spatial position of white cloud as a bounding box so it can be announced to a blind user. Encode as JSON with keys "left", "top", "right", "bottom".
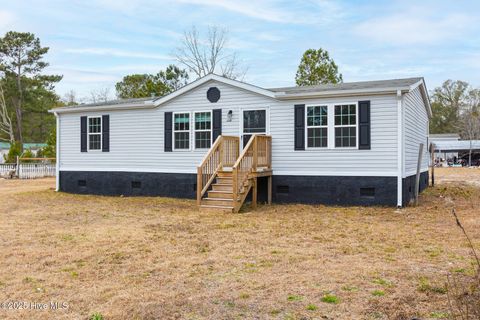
{"left": 354, "top": 11, "right": 475, "bottom": 45}
{"left": 176, "top": 0, "right": 342, "bottom": 24}
{"left": 255, "top": 32, "right": 283, "bottom": 42}
{"left": 63, "top": 48, "right": 172, "bottom": 60}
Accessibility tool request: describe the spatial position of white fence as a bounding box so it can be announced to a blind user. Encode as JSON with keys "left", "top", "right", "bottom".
{"left": 0, "top": 164, "right": 16, "bottom": 176}
{"left": 0, "top": 163, "right": 56, "bottom": 179}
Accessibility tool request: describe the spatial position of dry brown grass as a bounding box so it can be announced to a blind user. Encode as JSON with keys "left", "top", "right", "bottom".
{"left": 0, "top": 170, "right": 479, "bottom": 320}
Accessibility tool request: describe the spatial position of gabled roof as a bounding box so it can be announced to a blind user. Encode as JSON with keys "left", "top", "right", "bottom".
{"left": 51, "top": 98, "right": 155, "bottom": 114}
{"left": 50, "top": 73, "right": 431, "bottom": 117}
{"left": 70, "top": 97, "right": 153, "bottom": 108}
{"left": 152, "top": 74, "right": 276, "bottom": 106}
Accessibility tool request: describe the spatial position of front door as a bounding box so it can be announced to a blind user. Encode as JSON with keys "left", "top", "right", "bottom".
{"left": 242, "top": 109, "right": 267, "bottom": 148}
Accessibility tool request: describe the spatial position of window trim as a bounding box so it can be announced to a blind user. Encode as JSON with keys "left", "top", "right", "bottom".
{"left": 172, "top": 111, "right": 191, "bottom": 151}
{"left": 87, "top": 116, "right": 102, "bottom": 152}
{"left": 305, "top": 105, "right": 329, "bottom": 149}
{"left": 301, "top": 102, "right": 359, "bottom": 150}
{"left": 333, "top": 102, "right": 359, "bottom": 149}
{"left": 193, "top": 110, "right": 213, "bottom": 150}
{"left": 239, "top": 107, "right": 270, "bottom": 147}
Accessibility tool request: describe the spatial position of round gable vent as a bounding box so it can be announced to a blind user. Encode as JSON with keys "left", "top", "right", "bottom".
{"left": 207, "top": 87, "right": 220, "bottom": 103}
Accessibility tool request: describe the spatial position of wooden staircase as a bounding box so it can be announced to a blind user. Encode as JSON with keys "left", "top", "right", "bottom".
{"left": 197, "top": 135, "right": 272, "bottom": 213}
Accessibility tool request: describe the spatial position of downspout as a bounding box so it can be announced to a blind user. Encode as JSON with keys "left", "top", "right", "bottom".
{"left": 54, "top": 112, "right": 60, "bottom": 191}
{"left": 396, "top": 90, "right": 403, "bottom": 208}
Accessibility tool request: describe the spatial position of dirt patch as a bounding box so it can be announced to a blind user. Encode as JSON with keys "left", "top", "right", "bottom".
{"left": 434, "top": 167, "right": 480, "bottom": 187}
{"left": 0, "top": 170, "right": 479, "bottom": 319}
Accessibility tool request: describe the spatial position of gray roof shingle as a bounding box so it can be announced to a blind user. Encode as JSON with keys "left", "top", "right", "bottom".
{"left": 268, "top": 77, "right": 423, "bottom": 94}
{"left": 68, "top": 97, "right": 153, "bottom": 108}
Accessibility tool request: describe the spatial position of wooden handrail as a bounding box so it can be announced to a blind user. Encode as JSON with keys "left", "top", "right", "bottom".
{"left": 198, "top": 136, "right": 223, "bottom": 168}
{"left": 197, "top": 135, "right": 240, "bottom": 205}
{"left": 232, "top": 135, "right": 255, "bottom": 169}
{"left": 232, "top": 135, "right": 272, "bottom": 211}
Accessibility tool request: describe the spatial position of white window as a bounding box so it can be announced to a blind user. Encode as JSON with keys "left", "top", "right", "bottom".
{"left": 88, "top": 116, "right": 102, "bottom": 150}
{"left": 173, "top": 112, "right": 190, "bottom": 150}
{"left": 334, "top": 104, "right": 357, "bottom": 148}
{"left": 194, "top": 111, "right": 212, "bottom": 149}
{"left": 306, "top": 106, "right": 328, "bottom": 148}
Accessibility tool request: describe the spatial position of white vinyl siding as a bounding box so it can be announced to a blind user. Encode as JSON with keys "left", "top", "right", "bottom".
{"left": 403, "top": 86, "right": 429, "bottom": 176}
{"left": 58, "top": 79, "right": 400, "bottom": 177}
{"left": 58, "top": 80, "right": 273, "bottom": 174}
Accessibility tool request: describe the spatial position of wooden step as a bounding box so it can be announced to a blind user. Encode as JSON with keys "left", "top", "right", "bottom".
{"left": 212, "top": 183, "right": 233, "bottom": 191}
{"left": 217, "top": 171, "right": 233, "bottom": 178}
{"left": 208, "top": 190, "right": 233, "bottom": 199}
{"left": 199, "top": 204, "right": 234, "bottom": 213}
{"left": 216, "top": 177, "right": 232, "bottom": 184}
{"left": 201, "top": 198, "right": 234, "bottom": 207}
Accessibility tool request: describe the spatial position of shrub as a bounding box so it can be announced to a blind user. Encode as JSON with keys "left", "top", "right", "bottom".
{"left": 41, "top": 127, "right": 56, "bottom": 158}
{"left": 22, "top": 149, "right": 34, "bottom": 160}
{"left": 3, "top": 141, "right": 21, "bottom": 163}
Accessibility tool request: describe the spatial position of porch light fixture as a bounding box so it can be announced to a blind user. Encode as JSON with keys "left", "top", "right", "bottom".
{"left": 227, "top": 110, "right": 233, "bottom": 122}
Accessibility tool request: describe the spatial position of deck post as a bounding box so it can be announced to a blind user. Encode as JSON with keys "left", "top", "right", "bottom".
{"left": 219, "top": 137, "right": 224, "bottom": 168}
{"left": 253, "top": 135, "right": 258, "bottom": 171}
{"left": 196, "top": 167, "right": 202, "bottom": 206}
{"left": 414, "top": 143, "right": 424, "bottom": 206}
{"left": 430, "top": 143, "right": 435, "bottom": 187}
{"left": 267, "top": 175, "right": 272, "bottom": 205}
{"left": 252, "top": 177, "right": 257, "bottom": 209}
{"left": 232, "top": 167, "right": 238, "bottom": 211}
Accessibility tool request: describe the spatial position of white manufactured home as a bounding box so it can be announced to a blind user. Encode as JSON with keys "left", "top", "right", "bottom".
{"left": 51, "top": 74, "right": 431, "bottom": 211}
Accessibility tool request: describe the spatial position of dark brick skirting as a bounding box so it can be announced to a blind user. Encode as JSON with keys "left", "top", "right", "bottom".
{"left": 402, "top": 171, "right": 429, "bottom": 206}
{"left": 59, "top": 171, "right": 429, "bottom": 207}
{"left": 270, "top": 175, "right": 398, "bottom": 206}
{"left": 60, "top": 171, "right": 197, "bottom": 198}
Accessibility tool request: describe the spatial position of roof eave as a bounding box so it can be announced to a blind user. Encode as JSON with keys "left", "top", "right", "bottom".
{"left": 153, "top": 74, "right": 276, "bottom": 107}
{"left": 49, "top": 101, "right": 156, "bottom": 114}
{"left": 274, "top": 87, "right": 410, "bottom": 100}
{"left": 409, "top": 78, "right": 432, "bottom": 118}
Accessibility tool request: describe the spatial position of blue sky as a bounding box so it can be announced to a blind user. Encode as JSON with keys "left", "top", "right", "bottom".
{"left": 1, "top": 0, "right": 479, "bottom": 100}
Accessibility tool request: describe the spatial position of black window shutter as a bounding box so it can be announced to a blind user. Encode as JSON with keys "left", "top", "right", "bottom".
{"left": 294, "top": 104, "right": 305, "bottom": 150}
{"left": 80, "top": 116, "right": 87, "bottom": 152}
{"left": 164, "top": 112, "right": 173, "bottom": 152}
{"left": 102, "top": 115, "right": 110, "bottom": 152}
{"left": 212, "top": 109, "right": 222, "bottom": 143}
{"left": 358, "top": 100, "right": 371, "bottom": 150}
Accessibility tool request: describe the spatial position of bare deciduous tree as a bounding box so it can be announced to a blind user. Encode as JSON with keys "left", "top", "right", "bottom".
{"left": 63, "top": 90, "right": 79, "bottom": 106}
{"left": 460, "top": 89, "right": 480, "bottom": 166}
{"left": 0, "top": 77, "right": 14, "bottom": 142}
{"left": 90, "top": 88, "right": 111, "bottom": 104}
{"left": 175, "top": 26, "right": 247, "bottom": 80}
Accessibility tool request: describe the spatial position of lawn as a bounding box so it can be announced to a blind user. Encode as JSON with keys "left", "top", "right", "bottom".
{"left": 0, "top": 168, "right": 479, "bottom": 320}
